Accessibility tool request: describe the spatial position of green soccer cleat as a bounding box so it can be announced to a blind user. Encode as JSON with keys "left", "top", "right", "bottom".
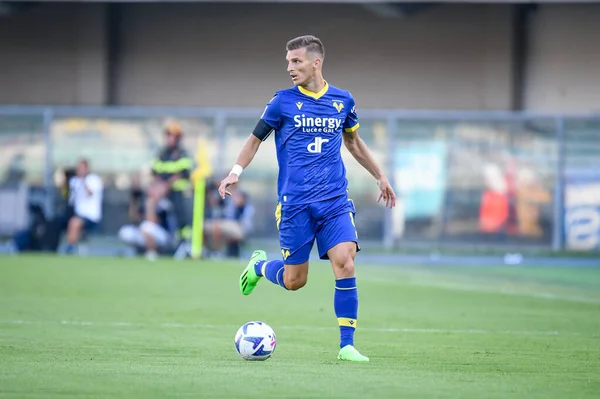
{"left": 338, "top": 345, "right": 370, "bottom": 362}
{"left": 239, "top": 250, "right": 267, "bottom": 296}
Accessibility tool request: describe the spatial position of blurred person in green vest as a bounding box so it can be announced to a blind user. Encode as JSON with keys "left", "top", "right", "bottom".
{"left": 147, "top": 120, "right": 194, "bottom": 250}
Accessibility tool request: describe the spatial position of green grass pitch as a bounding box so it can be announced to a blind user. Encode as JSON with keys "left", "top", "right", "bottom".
{"left": 1, "top": 254, "right": 599, "bottom": 398}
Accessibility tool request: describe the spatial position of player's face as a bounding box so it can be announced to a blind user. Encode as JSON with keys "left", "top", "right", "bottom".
{"left": 286, "top": 48, "right": 315, "bottom": 87}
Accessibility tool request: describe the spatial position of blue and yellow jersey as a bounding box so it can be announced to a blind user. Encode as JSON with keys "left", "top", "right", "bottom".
{"left": 258, "top": 81, "right": 359, "bottom": 205}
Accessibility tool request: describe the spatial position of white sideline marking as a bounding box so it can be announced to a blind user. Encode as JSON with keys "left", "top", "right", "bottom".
{"left": 363, "top": 272, "right": 600, "bottom": 304}
{"left": 0, "top": 319, "right": 569, "bottom": 336}
{"left": 408, "top": 279, "right": 600, "bottom": 304}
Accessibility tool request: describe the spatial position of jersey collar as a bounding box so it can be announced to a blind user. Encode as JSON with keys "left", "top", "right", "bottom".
{"left": 298, "top": 80, "right": 329, "bottom": 100}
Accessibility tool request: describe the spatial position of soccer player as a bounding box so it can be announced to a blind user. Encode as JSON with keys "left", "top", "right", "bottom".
{"left": 218, "top": 35, "right": 396, "bottom": 362}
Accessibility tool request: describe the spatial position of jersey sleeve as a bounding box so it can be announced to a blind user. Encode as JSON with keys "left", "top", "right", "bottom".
{"left": 252, "top": 94, "right": 281, "bottom": 141}
{"left": 343, "top": 93, "right": 360, "bottom": 133}
{"left": 261, "top": 93, "right": 281, "bottom": 129}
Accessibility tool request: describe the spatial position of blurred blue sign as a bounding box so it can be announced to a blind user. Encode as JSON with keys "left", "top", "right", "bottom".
{"left": 394, "top": 141, "right": 447, "bottom": 219}
{"left": 564, "top": 171, "right": 600, "bottom": 250}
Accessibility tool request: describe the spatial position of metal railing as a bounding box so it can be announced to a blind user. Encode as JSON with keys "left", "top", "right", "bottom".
{"left": 1, "top": 106, "right": 599, "bottom": 252}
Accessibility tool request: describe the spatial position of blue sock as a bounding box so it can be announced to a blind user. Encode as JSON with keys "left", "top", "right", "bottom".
{"left": 254, "top": 260, "right": 287, "bottom": 290}
{"left": 334, "top": 277, "right": 358, "bottom": 348}
{"left": 65, "top": 244, "right": 76, "bottom": 254}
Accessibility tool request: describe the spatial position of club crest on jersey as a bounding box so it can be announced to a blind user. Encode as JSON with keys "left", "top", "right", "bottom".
{"left": 332, "top": 100, "right": 344, "bottom": 113}
{"left": 296, "top": 102, "right": 303, "bottom": 110}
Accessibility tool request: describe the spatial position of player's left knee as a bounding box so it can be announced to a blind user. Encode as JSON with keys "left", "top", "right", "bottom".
{"left": 334, "top": 253, "right": 355, "bottom": 277}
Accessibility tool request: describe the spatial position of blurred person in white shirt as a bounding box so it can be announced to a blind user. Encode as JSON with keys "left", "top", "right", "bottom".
{"left": 65, "top": 159, "right": 103, "bottom": 254}
{"left": 204, "top": 188, "right": 254, "bottom": 258}
{"left": 118, "top": 184, "right": 177, "bottom": 260}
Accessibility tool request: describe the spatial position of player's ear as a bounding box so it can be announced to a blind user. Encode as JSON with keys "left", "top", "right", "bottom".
{"left": 313, "top": 57, "right": 322, "bottom": 70}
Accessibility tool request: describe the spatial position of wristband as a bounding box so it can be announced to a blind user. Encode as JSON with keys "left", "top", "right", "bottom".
{"left": 230, "top": 164, "right": 244, "bottom": 177}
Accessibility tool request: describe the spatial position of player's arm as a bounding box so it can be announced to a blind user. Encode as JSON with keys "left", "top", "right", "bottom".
{"left": 217, "top": 134, "right": 264, "bottom": 199}
{"left": 233, "top": 132, "right": 264, "bottom": 170}
{"left": 219, "top": 95, "right": 280, "bottom": 199}
{"left": 343, "top": 130, "right": 396, "bottom": 208}
{"left": 343, "top": 130, "right": 384, "bottom": 181}
{"left": 218, "top": 121, "right": 274, "bottom": 199}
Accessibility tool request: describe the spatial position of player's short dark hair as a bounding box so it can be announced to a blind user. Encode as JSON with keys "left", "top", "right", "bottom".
{"left": 286, "top": 35, "right": 325, "bottom": 59}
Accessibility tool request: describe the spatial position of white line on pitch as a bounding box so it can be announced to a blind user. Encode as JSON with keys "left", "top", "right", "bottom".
{"left": 0, "top": 319, "right": 573, "bottom": 336}
{"left": 361, "top": 272, "right": 600, "bottom": 304}
{"left": 408, "top": 279, "right": 600, "bottom": 304}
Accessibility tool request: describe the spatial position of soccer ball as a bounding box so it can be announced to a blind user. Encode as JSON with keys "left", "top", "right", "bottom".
{"left": 234, "top": 321, "right": 277, "bottom": 361}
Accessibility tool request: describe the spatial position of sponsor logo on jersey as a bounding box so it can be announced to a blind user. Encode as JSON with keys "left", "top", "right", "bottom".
{"left": 307, "top": 137, "right": 329, "bottom": 153}
{"left": 293, "top": 114, "right": 342, "bottom": 133}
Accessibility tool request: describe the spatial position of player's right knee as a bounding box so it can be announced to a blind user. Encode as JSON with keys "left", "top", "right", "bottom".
{"left": 283, "top": 276, "right": 306, "bottom": 291}
{"left": 283, "top": 268, "right": 308, "bottom": 291}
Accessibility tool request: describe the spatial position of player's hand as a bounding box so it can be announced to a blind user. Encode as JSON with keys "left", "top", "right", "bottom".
{"left": 218, "top": 173, "right": 239, "bottom": 199}
{"left": 376, "top": 176, "right": 396, "bottom": 208}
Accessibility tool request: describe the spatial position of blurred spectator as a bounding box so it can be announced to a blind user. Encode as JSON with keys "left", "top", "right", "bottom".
{"left": 28, "top": 167, "right": 77, "bottom": 253}
{"left": 118, "top": 184, "right": 177, "bottom": 260}
{"left": 515, "top": 166, "right": 551, "bottom": 238}
{"left": 63, "top": 159, "right": 103, "bottom": 254}
{"left": 62, "top": 168, "right": 77, "bottom": 205}
{"left": 479, "top": 162, "right": 509, "bottom": 236}
{"left": 148, "top": 120, "right": 193, "bottom": 239}
{"left": 204, "top": 187, "right": 254, "bottom": 258}
{"left": 6, "top": 204, "right": 46, "bottom": 254}
{"left": 2, "top": 154, "right": 26, "bottom": 184}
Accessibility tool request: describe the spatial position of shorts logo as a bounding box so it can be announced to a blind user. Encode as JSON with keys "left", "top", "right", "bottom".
{"left": 281, "top": 248, "right": 290, "bottom": 260}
